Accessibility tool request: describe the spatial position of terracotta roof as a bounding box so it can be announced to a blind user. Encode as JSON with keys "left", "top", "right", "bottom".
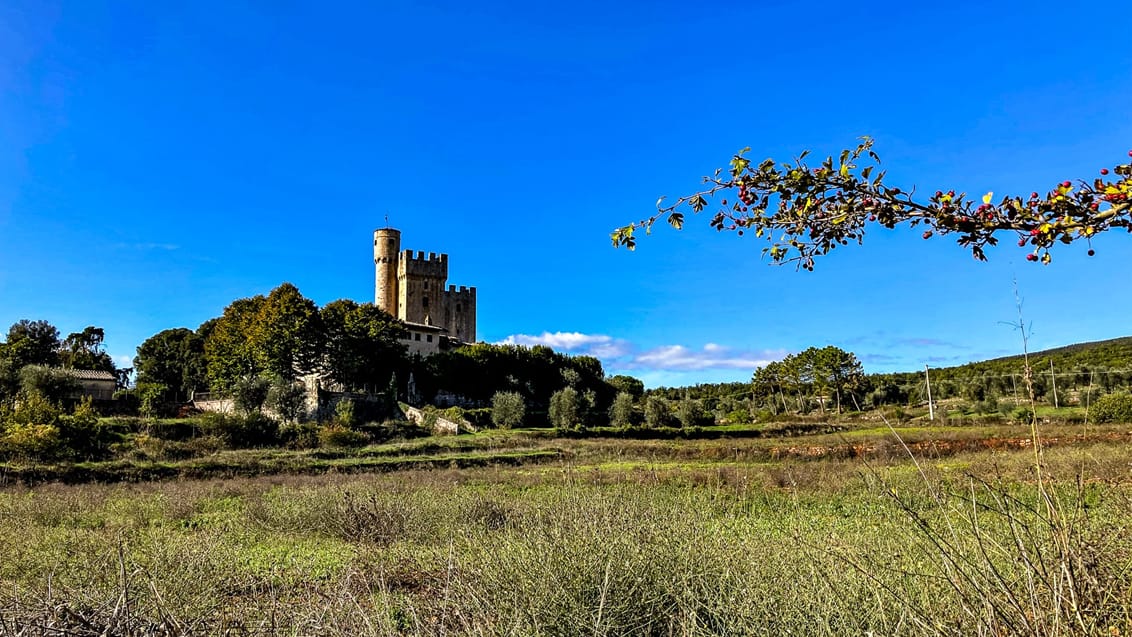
{"left": 64, "top": 369, "right": 117, "bottom": 381}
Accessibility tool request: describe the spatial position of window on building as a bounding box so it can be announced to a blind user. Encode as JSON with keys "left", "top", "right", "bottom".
{"left": 414, "top": 333, "right": 421, "bottom": 341}
{"left": 456, "top": 303, "right": 461, "bottom": 312}
{"left": 422, "top": 297, "right": 429, "bottom": 308}
{"left": 426, "top": 334, "right": 433, "bottom": 343}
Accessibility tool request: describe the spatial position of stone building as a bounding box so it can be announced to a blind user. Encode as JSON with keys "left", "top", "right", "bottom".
{"left": 374, "top": 227, "right": 477, "bottom": 348}
{"left": 64, "top": 369, "right": 117, "bottom": 401}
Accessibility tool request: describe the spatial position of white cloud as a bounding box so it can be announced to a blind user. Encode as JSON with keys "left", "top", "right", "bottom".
{"left": 497, "top": 332, "right": 632, "bottom": 358}
{"left": 496, "top": 331, "right": 786, "bottom": 375}
{"left": 624, "top": 344, "right": 785, "bottom": 371}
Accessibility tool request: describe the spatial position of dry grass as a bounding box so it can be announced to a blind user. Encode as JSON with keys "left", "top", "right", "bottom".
{"left": 2, "top": 436, "right": 1132, "bottom": 635}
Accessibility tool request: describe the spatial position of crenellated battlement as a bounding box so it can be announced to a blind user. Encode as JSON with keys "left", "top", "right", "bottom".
{"left": 399, "top": 249, "right": 448, "bottom": 278}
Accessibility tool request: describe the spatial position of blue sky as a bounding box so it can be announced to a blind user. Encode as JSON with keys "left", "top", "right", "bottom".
{"left": 2, "top": 0, "right": 1131, "bottom": 388}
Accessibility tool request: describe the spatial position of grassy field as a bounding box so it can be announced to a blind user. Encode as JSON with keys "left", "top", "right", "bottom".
{"left": 2, "top": 421, "right": 1132, "bottom": 635}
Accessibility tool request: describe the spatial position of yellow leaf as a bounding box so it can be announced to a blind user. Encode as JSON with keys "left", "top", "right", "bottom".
{"left": 982, "top": 192, "right": 993, "bottom": 204}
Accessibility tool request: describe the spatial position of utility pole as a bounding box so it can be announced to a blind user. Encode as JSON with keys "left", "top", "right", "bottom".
{"left": 1050, "top": 359, "right": 1059, "bottom": 408}
{"left": 925, "top": 365, "right": 935, "bottom": 421}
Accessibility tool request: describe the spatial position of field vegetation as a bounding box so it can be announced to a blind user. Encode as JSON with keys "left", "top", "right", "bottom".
{"left": 2, "top": 416, "right": 1132, "bottom": 635}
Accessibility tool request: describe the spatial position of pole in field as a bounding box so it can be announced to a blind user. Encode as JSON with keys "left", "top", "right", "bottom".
{"left": 925, "top": 365, "right": 934, "bottom": 421}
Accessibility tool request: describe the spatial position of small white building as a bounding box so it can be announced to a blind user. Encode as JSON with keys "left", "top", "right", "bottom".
{"left": 402, "top": 321, "right": 453, "bottom": 357}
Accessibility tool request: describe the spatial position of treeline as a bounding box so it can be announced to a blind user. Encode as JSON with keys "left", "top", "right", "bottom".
{"left": 1, "top": 282, "right": 656, "bottom": 460}
{"left": 131, "top": 283, "right": 621, "bottom": 420}
{"left": 873, "top": 337, "right": 1132, "bottom": 404}
{"left": 661, "top": 337, "right": 1132, "bottom": 416}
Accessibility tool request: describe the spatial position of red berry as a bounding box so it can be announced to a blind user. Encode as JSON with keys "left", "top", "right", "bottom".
{"left": 1088, "top": 249, "right": 1096, "bottom": 256}
{"left": 1026, "top": 253, "right": 1038, "bottom": 261}
{"left": 935, "top": 191, "right": 943, "bottom": 197}
{"left": 1128, "top": 150, "right": 1132, "bottom": 157}
{"left": 868, "top": 214, "right": 877, "bottom": 222}
{"left": 1030, "top": 228, "right": 1040, "bottom": 236}
{"left": 1101, "top": 168, "right": 1110, "bottom": 175}
{"left": 1017, "top": 239, "right": 1026, "bottom": 247}
{"left": 1031, "top": 192, "right": 1039, "bottom": 199}
{"left": 922, "top": 231, "right": 933, "bottom": 239}
{"left": 1062, "top": 181, "right": 1072, "bottom": 188}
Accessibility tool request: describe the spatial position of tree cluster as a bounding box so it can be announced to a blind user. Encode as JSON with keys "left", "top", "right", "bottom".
{"left": 0, "top": 320, "right": 125, "bottom": 402}
{"left": 133, "top": 283, "right": 409, "bottom": 407}
{"left": 751, "top": 346, "right": 868, "bottom": 414}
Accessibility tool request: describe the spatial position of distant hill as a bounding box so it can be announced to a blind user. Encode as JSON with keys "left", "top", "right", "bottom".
{"left": 879, "top": 336, "right": 1132, "bottom": 384}
{"left": 650, "top": 336, "right": 1132, "bottom": 402}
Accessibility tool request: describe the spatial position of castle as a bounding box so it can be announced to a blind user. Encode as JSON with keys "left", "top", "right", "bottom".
{"left": 374, "top": 227, "right": 476, "bottom": 354}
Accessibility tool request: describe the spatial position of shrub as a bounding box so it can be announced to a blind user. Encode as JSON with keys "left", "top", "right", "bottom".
{"left": 269, "top": 380, "right": 307, "bottom": 423}
{"left": 0, "top": 423, "right": 60, "bottom": 459}
{"left": 55, "top": 397, "right": 120, "bottom": 459}
{"left": 491, "top": 391, "right": 526, "bottom": 429}
{"left": 334, "top": 398, "right": 356, "bottom": 427}
{"left": 17, "top": 366, "right": 79, "bottom": 405}
{"left": 199, "top": 411, "right": 279, "bottom": 448}
{"left": 279, "top": 422, "right": 319, "bottom": 449}
{"left": 675, "top": 399, "right": 712, "bottom": 428}
{"left": 549, "top": 388, "right": 579, "bottom": 430}
{"left": 1092, "top": 392, "right": 1132, "bottom": 424}
{"left": 644, "top": 396, "right": 671, "bottom": 428}
{"left": 318, "top": 424, "right": 369, "bottom": 448}
{"left": 609, "top": 392, "right": 635, "bottom": 428}
{"left": 232, "top": 375, "right": 271, "bottom": 414}
{"left": 135, "top": 382, "right": 169, "bottom": 418}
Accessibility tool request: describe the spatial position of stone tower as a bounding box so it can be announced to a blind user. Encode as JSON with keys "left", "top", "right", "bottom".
{"left": 374, "top": 228, "right": 401, "bottom": 315}
{"left": 372, "top": 227, "right": 477, "bottom": 343}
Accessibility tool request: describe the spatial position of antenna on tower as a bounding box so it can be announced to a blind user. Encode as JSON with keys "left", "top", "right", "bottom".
{"left": 384, "top": 212, "right": 390, "bottom": 227}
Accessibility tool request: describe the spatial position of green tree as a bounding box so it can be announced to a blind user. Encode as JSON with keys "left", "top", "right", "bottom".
{"left": 269, "top": 379, "right": 307, "bottom": 424}
{"left": 614, "top": 139, "right": 1132, "bottom": 267}
{"left": 135, "top": 382, "right": 168, "bottom": 419}
{"left": 18, "top": 365, "right": 79, "bottom": 405}
{"left": 675, "top": 396, "right": 709, "bottom": 428}
{"left": 204, "top": 283, "right": 321, "bottom": 390}
{"left": 232, "top": 375, "right": 271, "bottom": 415}
{"left": 59, "top": 326, "right": 115, "bottom": 372}
{"left": 644, "top": 396, "right": 671, "bottom": 428}
{"left": 256, "top": 283, "right": 322, "bottom": 381}
{"left": 1, "top": 320, "right": 61, "bottom": 398}
{"left": 134, "top": 328, "right": 207, "bottom": 396}
{"left": 608, "top": 375, "right": 645, "bottom": 400}
{"left": 752, "top": 361, "right": 788, "bottom": 413}
{"left": 319, "top": 299, "right": 407, "bottom": 391}
{"left": 811, "top": 346, "right": 868, "bottom": 414}
{"left": 3, "top": 320, "right": 61, "bottom": 369}
{"left": 548, "top": 387, "right": 579, "bottom": 430}
{"left": 609, "top": 392, "right": 635, "bottom": 428}
{"left": 205, "top": 295, "right": 267, "bottom": 391}
{"left": 491, "top": 391, "right": 526, "bottom": 429}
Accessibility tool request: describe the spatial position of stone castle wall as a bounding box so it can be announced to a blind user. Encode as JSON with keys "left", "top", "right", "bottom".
{"left": 373, "top": 228, "right": 477, "bottom": 343}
